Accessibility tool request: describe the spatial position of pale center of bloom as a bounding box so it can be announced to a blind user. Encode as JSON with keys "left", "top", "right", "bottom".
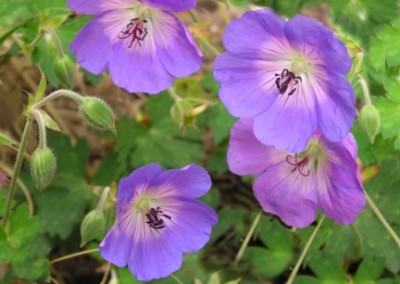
{"left": 132, "top": 194, "right": 172, "bottom": 230}
{"left": 274, "top": 56, "right": 310, "bottom": 96}
{"left": 290, "top": 56, "right": 308, "bottom": 75}
{"left": 286, "top": 138, "right": 325, "bottom": 177}
{"left": 119, "top": 4, "right": 154, "bottom": 48}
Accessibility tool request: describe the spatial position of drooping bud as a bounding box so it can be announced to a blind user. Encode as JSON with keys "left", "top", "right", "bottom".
{"left": 53, "top": 56, "right": 75, "bottom": 88}
{"left": 30, "top": 148, "right": 57, "bottom": 190}
{"left": 80, "top": 209, "right": 106, "bottom": 247}
{"left": 78, "top": 97, "right": 116, "bottom": 135}
{"left": 44, "top": 32, "right": 57, "bottom": 56}
{"left": 359, "top": 105, "right": 381, "bottom": 143}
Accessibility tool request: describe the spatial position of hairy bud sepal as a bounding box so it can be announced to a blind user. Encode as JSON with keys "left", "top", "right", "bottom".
{"left": 30, "top": 148, "right": 57, "bottom": 190}
{"left": 359, "top": 105, "right": 381, "bottom": 143}
{"left": 80, "top": 210, "right": 106, "bottom": 247}
{"left": 79, "top": 97, "right": 116, "bottom": 135}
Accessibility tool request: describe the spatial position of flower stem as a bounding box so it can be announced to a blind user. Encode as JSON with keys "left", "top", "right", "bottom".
{"left": 356, "top": 75, "right": 372, "bottom": 106}
{"left": 100, "top": 262, "right": 112, "bottom": 284}
{"left": 1, "top": 119, "right": 33, "bottom": 228}
{"left": 196, "top": 32, "right": 221, "bottom": 56}
{"left": 234, "top": 211, "right": 263, "bottom": 265}
{"left": 50, "top": 248, "right": 99, "bottom": 264}
{"left": 32, "top": 109, "right": 47, "bottom": 149}
{"left": 365, "top": 192, "right": 400, "bottom": 247}
{"left": 286, "top": 215, "right": 326, "bottom": 284}
{"left": 171, "top": 274, "right": 184, "bottom": 284}
{"left": 350, "top": 223, "right": 363, "bottom": 259}
{"left": 32, "top": 89, "right": 83, "bottom": 110}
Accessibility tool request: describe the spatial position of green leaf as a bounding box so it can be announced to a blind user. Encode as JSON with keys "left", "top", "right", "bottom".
{"left": 354, "top": 257, "right": 386, "bottom": 283}
{"left": 207, "top": 272, "right": 221, "bottom": 284}
{"left": 34, "top": 67, "right": 47, "bottom": 103}
{"left": 243, "top": 247, "right": 293, "bottom": 279}
{"left": 91, "top": 151, "right": 118, "bottom": 186}
{"left": 35, "top": 176, "right": 94, "bottom": 239}
{"left": 243, "top": 219, "right": 294, "bottom": 279}
{"left": 47, "top": 131, "right": 89, "bottom": 179}
{"left": 0, "top": 132, "right": 17, "bottom": 147}
{"left": 0, "top": 227, "right": 13, "bottom": 263}
{"left": 39, "top": 110, "right": 62, "bottom": 132}
{"left": 308, "top": 253, "right": 347, "bottom": 283}
{"left": 294, "top": 275, "right": 321, "bottom": 284}
{"left": 115, "top": 95, "right": 203, "bottom": 172}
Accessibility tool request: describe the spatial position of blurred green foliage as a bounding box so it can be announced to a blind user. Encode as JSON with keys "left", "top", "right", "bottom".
{"left": 0, "top": 0, "right": 400, "bottom": 283}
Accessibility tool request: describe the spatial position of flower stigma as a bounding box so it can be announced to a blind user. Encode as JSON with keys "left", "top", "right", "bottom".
{"left": 119, "top": 5, "right": 153, "bottom": 48}
{"left": 285, "top": 139, "right": 325, "bottom": 176}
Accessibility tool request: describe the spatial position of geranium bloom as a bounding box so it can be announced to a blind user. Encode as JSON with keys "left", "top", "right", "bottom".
{"left": 99, "top": 163, "right": 217, "bottom": 281}
{"left": 68, "top": 0, "right": 202, "bottom": 94}
{"left": 214, "top": 9, "right": 356, "bottom": 153}
{"left": 228, "top": 118, "right": 365, "bottom": 228}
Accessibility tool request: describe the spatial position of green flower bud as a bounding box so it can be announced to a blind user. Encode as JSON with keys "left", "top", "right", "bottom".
{"left": 53, "top": 56, "right": 75, "bottom": 88}
{"left": 80, "top": 210, "right": 106, "bottom": 247}
{"left": 359, "top": 104, "right": 381, "bottom": 143}
{"left": 44, "top": 33, "right": 57, "bottom": 55}
{"left": 30, "top": 148, "right": 57, "bottom": 190}
{"left": 79, "top": 97, "right": 116, "bottom": 135}
{"left": 170, "top": 99, "right": 193, "bottom": 126}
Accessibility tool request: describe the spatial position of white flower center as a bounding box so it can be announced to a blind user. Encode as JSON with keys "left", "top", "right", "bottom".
{"left": 291, "top": 56, "right": 308, "bottom": 75}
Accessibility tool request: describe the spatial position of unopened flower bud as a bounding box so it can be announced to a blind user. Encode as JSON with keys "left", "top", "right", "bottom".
{"left": 359, "top": 105, "right": 381, "bottom": 143}
{"left": 44, "top": 33, "right": 57, "bottom": 55}
{"left": 53, "top": 56, "right": 75, "bottom": 88}
{"left": 79, "top": 97, "right": 116, "bottom": 135}
{"left": 170, "top": 99, "right": 193, "bottom": 126}
{"left": 30, "top": 148, "right": 57, "bottom": 190}
{"left": 80, "top": 210, "right": 106, "bottom": 247}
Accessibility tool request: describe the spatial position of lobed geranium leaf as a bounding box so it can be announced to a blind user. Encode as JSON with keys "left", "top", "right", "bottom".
{"left": 243, "top": 219, "right": 294, "bottom": 279}
{"left": 308, "top": 253, "right": 347, "bottom": 283}
{"left": 35, "top": 175, "right": 95, "bottom": 239}
{"left": 353, "top": 257, "right": 386, "bottom": 283}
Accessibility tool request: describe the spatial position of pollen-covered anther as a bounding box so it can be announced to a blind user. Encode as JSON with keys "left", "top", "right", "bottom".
{"left": 274, "top": 68, "right": 302, "bottom": 96}
{"left": 286, "top": 154, "right": 310, "bottom": 176}
{"left": 145, "top": 207, "right": 172, "bottom": 230}
{"left": 119, "top": 18, "right": 148, "bottom": 48}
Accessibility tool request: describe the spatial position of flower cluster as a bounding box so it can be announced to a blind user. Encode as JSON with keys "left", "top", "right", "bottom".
{"left": 214, "top": 9, "right": 355, "bottom": 153}
{"left": 68, "top": 0, "right": 202, "bottom": 94}
{"left": 214, "top": 9, "right": 365, "bottom": 227}
{"left": 100, "top": 163, "right": 218, "bottom": 281}
{"left": 228, "top": 118, "right": 365, "bottom": 227}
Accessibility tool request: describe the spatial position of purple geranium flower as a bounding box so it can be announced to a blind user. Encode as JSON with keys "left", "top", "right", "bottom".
{"left": 228, "top": 118, "right": 365, "bottom": 228}
{"left": 214, "top": 9, "right": 356, "bottom": 153}
{"left": 99, "top": 163, "right": 217, "bottom": 281}
{"left": 68, "top": 0, "right": 202, "bottom": 94}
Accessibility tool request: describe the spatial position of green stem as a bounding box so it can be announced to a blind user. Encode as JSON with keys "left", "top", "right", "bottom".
{"left": 167, "top": 87, "right": 181, "bottom": 101}
{"left": 32, "top": 109, "right": 47, "bottom": 149}
{"left": 355, "top": 75, "right": 372, "bottom": 106}
{"left": 32, "top": 89, "right": 83, "bottom": 109}
{"left": 350, "top": 223, "right": 363, "bottom": 259}
{"left": 51, "top": 248, "right": 99, "bottom": 264}
{"left": 286, "top": 215, "right": 326, "bottom": 284}
{"left": 2, "top": 119, "right": 33, "bottom": 227}
{"left": 234, "top": 211, "right": 262, "bottom": 265}
{"left": 349, "top": 51, "right": 364, "bottom": 82}
{"left": 197, "top": 33, "right": 221, "bottom": 56}
{"left": 170, "top": 274, "right": 184, "bottom": 284}
{"left": 365, "top": 192, "right": 400, "bottom": 247}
